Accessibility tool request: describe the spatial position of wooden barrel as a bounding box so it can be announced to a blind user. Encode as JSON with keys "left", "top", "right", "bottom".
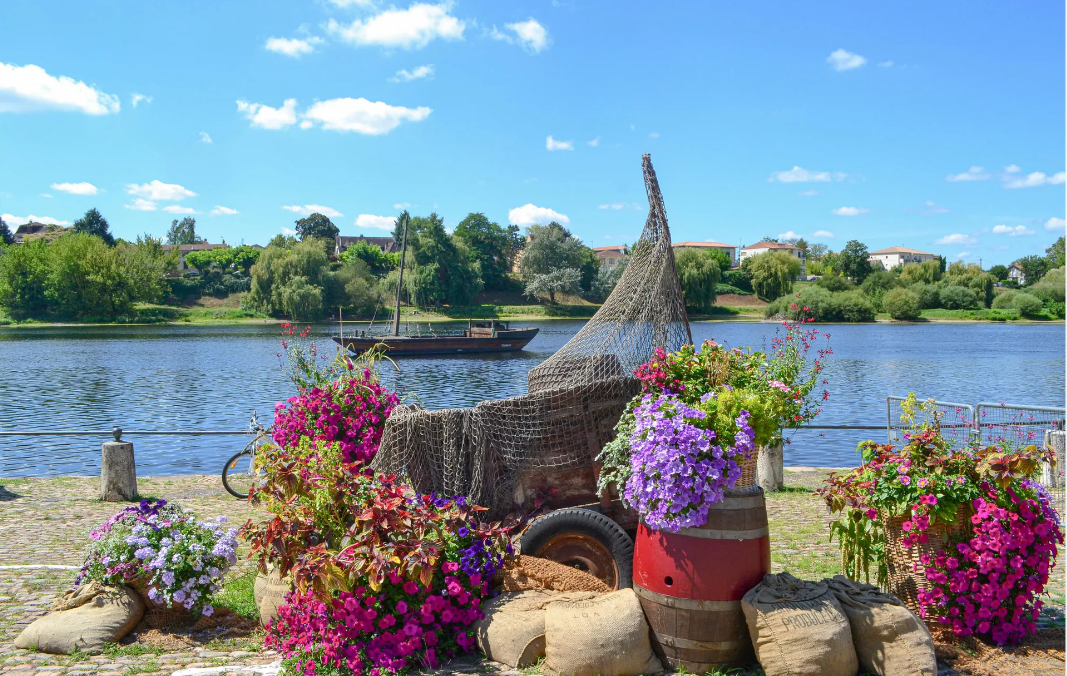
{"left": 633, "top": 487, "right": 770, "bottom": 671}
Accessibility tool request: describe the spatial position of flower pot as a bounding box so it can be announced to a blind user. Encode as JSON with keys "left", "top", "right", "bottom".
{"left": 882, "top": 504, "right": 972, "bottom": 621}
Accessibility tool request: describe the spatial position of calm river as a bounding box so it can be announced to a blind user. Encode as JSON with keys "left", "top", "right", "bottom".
{"left": 0, "top": 321, "right": 1063, "bottom": 476}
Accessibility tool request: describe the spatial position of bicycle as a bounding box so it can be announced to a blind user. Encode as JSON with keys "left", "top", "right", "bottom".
{"left": 222, "top": 411, "right": 272, "bottom": 499}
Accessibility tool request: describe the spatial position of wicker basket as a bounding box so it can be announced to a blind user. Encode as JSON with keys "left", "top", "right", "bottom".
{"left": 883, "top": 503, "right": 972, "bottom": 620}
{"left": 735, "top": 452, "right": 759, "bottom": 488}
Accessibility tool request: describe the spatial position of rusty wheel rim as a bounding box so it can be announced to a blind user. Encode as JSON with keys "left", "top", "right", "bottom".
{"left": 534, "top": 533, "right": 619, "bottom": 590}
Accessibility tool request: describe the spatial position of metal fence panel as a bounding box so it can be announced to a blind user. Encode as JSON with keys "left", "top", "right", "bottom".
{"left": 886, "top": 396, "right": 974, "bottom": 448}
{"left": 973, "top": 402, "right": 1065, "bottom": 449}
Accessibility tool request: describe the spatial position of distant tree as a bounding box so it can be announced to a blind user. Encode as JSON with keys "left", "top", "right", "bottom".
{"left": 268, "top": 234, "right": 298, "bottom": 249}
{"left": 294, "top": 212, "right": 339, "bottom": 242}
{"left": 453, "top": 213, "right": 523, "bottom": 290}
{"left": 938, "top": 255, "right": 947, "bottom": 274}
{"left": 883, "top": 287, "right": 922, "bottom": 320}
{"left": 73, "top": 208, "right": 115, "bottom": 246}
{"left": 166, "top": 217, "right": 204, "bottom": 245}
{"left": 586, "top": 257, "right": 627, "bottom": 303}
{"left": 521, "top": 223, "right": 585, "bottom": 274}
{"left": 939, "top": 285, "right": 979, "bottom": 310}
{"left": 898, "top": 260, "right": 942, "bottom": 285}
{"left": 706, "top": 248, "right": 732, "bottom": 273}
{"left": 398, "top": 213, "right": 482, "bottom": 306}
{"left": 942, "top": 261, "right": 995, "bottom": 307}
{"left": 185, "top": 245, "right": 261, "bottom": 275}
{"left": 675, "top": 248, "right": 721, "bottom": 312}
{"left": 815, "top": 275, "right": 854, "bottom": 293}
{"left": 860, "top": 270, "right": 901, "bottom": 309}
{"left": 758, "top": 235, "right": 780, "bottom": 244}
{"left": 523, "top": 267, "right": 581, "bottom": 304}
{"left": 340, "top": 241, "right": 398, "bottom": 274}
{"left": 807, "top": 243, "right": 829, "bottom": 260}
{"left": 742, "top": 251, "right": 801, "bottom": 301}
{"left": 837, "top": 240, "right": 872, "bottom": 282}
{"left": 988, "top": 264, "right": 1009, "bottom": 282}
{"left": 0, "top": 217, "right": 13, "bottom": 245}
{"left": 820, "top": 251, "right": 841, "bottom": 275}
{"left": 0, "top": 239, "right": 50, "bottom": 317}
{"left": 248, "top": 239, "right": 331, "bottom": 319}
{"left": 1046, "top": 236, "right": 1065, "bottom": 269}
{"left": 1014, "top": 255, "right": 1049, "bottom": 286}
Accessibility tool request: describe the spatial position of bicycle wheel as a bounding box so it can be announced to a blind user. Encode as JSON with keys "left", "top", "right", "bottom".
{"left": 222, "top": 448, "right": 257, "bottom": 499}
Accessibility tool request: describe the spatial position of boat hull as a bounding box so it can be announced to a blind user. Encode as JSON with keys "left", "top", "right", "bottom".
{"left": 333, "top": 328, "right": 539, "bottom": 356}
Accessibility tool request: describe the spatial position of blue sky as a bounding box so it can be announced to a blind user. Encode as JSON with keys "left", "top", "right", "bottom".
{"left": 1, "top": 1, "right": 1063, "bottom": 266}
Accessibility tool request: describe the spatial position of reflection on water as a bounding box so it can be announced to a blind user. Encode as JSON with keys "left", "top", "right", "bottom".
{"left": 0, "top": 321, "right": 1063, "bottom": 476}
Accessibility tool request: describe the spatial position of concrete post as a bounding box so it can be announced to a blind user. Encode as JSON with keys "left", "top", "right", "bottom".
{"left": 757, "top": 439, "right": 784, "bottom": 492}
{"left": 101, "top": 439, "right": 138, "bottom": 501}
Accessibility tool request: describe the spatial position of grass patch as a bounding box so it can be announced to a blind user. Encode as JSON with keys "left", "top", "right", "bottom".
{"left": 102, "top": 642, "right": 163, "bottom": 658}
{"left": 211, "top": 567, "right": 259, "bottom": 620}
{"left": 124, "top": 658, "right": 161, "bottom": 674}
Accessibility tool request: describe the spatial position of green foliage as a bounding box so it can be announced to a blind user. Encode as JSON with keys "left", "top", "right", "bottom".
{"left": 675, "top": 248, "right": 722, "bottom": 312}
{"left": 0, "top": 239, "right": 49, "bottom": 318}
{"left": 1015, "top": 255, "right": 1048, "bottom": 286}
{"left": 807, "top": 242, "right": 829, "bottom": 259}
{"left": 908, "top": 283, "right": 940, "bottom": 309}
{"left": 1010, "top": 292, "right": 1044, "bottom": 317}
{"left": 988, "top": 264, "right": 1009, "bottom": 282}
{"left": 405, "top": 213, "right": 483, "bottom": 306}
{"left": 1046, "top": 237, "right": 1065, "bottom": 269}
{"left": 523, "top": 267, "right": 581, "bottom": 304}
{"left": 860, "top": 270, "right": 901, "bottom": 310}
{"left": 939, "top": 284, "right": 979, "bottom": 310}
{"left": 882, "top": 287, "right": 921, "bottom": 320}
{"left": 838, "top": 239, "right": 872, "bottom": 282}
{"left": 326, "top": 259, "right": 379, "bottom": 316}
{"left": 339, "top": 241, "right": 397, "bottom": 274}
{"left": 705, "top": 247, "right": 732, "bottom": 273}
{"left": 0, "top": 217, "right": 12, "bottom": 245}
{"left": 721, "top": 268, "right": 752, "bottom": 292}
{"left": 118, "top": 236, "right": 172, "bottom": 304}
{"left": 520, "top": 222, "right": 587, "bottom": 275}
{"left": 184, "top": 246, "right": 261, "bottom": 274}
{"left": 765, "top": 287, "right": 875, "bottom": 322}
{"left": 72, "top": 208, "right": 115, "bottom": 246}
{"left": 942, "top": 261, "right": 994, "bottom": 307}
{"left": 453, "top": 212, "right": 523, "bottom": 290}
{"left": 248, "top": 239, "right": 331, "bottom": 319}
{"left": 294, "top": 212, "right": 340, "bottom": 242}
{"left": 165, "top": 217, "right": 203, "bottom": 245}
{"left": 742, "top": 251, "right": 800, "bottom": 301}
{"left": 280, "top": 276, "right": 324, "bottom": 320}
{"left": 899, "top": 259, "right": 942, "bottom": 285}
{"left": 1027, "top": 266, "right": 1065, "bottom": 304}
{"left": 209, "top": 567, "right": 259, "bottom": 620}
{"left": 577, "top": 246, "right": 600, "bottom": 292}
{"left": 991, "top": 290, "right": 1017, "bottom": 309}
{"left": 269, "top": 234, "right": 299, "bottom": 249}
{"left": 815, "top": 275, "right": 854, "bottom": 293}
{"left": 586, "top": 258, "right": 627, "bottom": 302}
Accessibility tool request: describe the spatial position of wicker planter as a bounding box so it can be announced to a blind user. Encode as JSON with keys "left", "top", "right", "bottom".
{"left": 883, "top": 504, "right": 972, "bottom": 620}
{"left": 128, "top": 578, "right": 198, "bottom": 629}
{"left": 735, "top": 452, "right": 759, "bottom": 489}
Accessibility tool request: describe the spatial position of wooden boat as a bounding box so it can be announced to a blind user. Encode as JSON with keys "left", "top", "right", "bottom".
{"left": 333, "top": 212, "right": 538, "bottom": 357}
{"left": 333, "top": 320, "right": 539, "bottom": 356}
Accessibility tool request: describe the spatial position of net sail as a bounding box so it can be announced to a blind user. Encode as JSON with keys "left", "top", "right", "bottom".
{"left": 372, "top": 154, "right": 692, "bottom": 517}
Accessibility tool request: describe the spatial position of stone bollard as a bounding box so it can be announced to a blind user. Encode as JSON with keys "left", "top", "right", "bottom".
{"left": 757, "top": 439, "right": 784, "bottom": 492}
{"left": 101, "top": 432, "right": 138, "bottom": 501}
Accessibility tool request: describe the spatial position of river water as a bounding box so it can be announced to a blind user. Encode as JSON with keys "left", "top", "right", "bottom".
{"left": 0, "top": 321, "right": 1063, "bottom": 477}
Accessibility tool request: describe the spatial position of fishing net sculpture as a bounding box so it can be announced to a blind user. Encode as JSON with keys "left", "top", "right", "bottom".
{"left": 373, "top": 154, "right": 692, "bottom": 517}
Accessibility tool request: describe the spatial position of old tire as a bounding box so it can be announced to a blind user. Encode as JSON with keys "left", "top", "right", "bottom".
{"left": 520, "top": 508, "right": 634, "bottom": 590}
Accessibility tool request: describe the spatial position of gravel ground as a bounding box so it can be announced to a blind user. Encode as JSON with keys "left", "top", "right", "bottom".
{"left": 1, "top": 471, "right": 1063, "bottom": 676}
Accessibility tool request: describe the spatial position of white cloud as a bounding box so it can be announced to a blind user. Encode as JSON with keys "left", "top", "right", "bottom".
{"left": 40, "top": 193, "right": 52, "bottom": 198}
{"left": 798, "top": 189, "right": 819, "bottom": 197}
{"left": 508, "top": 203, "right": 569, "bottom": 227}
{"left": 131, "top": 93, "right": 152, "bottom": 107}
{"left": 326, "top": 3, "right": 466, "bottom": 50}
{"left": 124, "top": 198, "right": 158, "bottom": 211}
{"left": 992, "top": 224, "right": 1035, "bottom": 236}
{"left": 199, "top": 131, "right": 212, "bottom": 144}
{"left": 126, "top": 180, "right": 197, "bottom": 201}
{"left": 832, "top": 206, "right": 868, "bottom": 216}
{"left": 490, "top": 18, "right": 551, "bottom": 54}
{"left": 955, "top": 251, "right": 971, "bottom": 259}
{"left": 598, "top": 203, "right": 640, "bottom": 210}
{"left": 302, "top": 97, "right": 432, "bottom": 134}
{"left": 648, "top": 131, "right": 660, "bottom": 139}
{"left": 51, "top": 182, "right": 98, "bottom": 195}
{"left": 389, "top": 64, "right": 435, "bottom": 83}
{"left": 1045, "top": 217, "right": 1065, "bottom": 231}
{"left": 1, "top": 213, "right": 69, "bottom": 226}
{"left": 211, "top": 206, "right": 239, "bottom": 216}
{"left": 281, "top": 227, "right": 297, "bottom": 236}
{"left": 355, "top": 214, "right": 396, "bottom": 230}
{"left": 394, "top": 202, "right": 412, "bottom": 209}
{"left": 282, "top": 204, "right": 343, "bottom": 218}
{"left": 946, "top": 166, "right": 990, "bottom": 182}
{"left": 0, "top": 62, "right": 120, "bottom": 115}
{"left": 587, "top": 137, "right": 600, "bottom": 147}
{"left": 1004, "top": 164, "right": 1021, "bottom": 173}
{"left": 769, "top": 166, "right": 845, "bottom": 183}
{"left": 265, "top": 36, "right": 323, "bottom": 57}
{"left": 813, "top": 230, "right": 834, "bottom": 238}
{"left": 778, "top": 230, "right": 801, "bottom": 240}
{"left": 546, "top": 135, "right": 573, "bottom": 151}
{"left": 236, "top": 98, "right": 298, "bottom": 130}
{"left": 878, "top": 60, "right": 894, "bottom": 68}
{"left": 163, "top": 205, "right": 198, "bottom": 215}
{"left": 935, "top": 233, "right": 977, "bottom": 245}
{"left": 920, "top": 200, "right": 949, "bottom": 215}
{"left": 827, "top": 49, "right": 867, "bottom": 71}
{"left": 1003, "top": 171, "right": 1066, "bottom": 189}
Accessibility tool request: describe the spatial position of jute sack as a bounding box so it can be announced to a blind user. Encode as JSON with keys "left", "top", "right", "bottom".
{"left": 475, "top": 590, "right": 599, "bottom": 668}
{"left": 543, "top": 589, "right": 663, "bottom": 676}
{"left": 825, "top": 575, "right": 937, "bottom": 676}
{"left": 741, "top": 572, "right": 857, "bottom": 676}
{"left": 15, "top": 583, "right": 144, "bottom": 654}
{"left": 497, "top": 555, "right": 611, "bottom": 593}
{"left": 253, "top": 568, "right": 292, "bottom": 627}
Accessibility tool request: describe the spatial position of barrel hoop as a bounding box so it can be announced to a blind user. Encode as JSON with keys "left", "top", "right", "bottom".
{"left": 677, "top": 526, "right": 769, "bottom": 540}
{"left": 634, "top": 584, "right": 743, "bottom": 611}
{"left": 657, "top": 634, "right": 746, "bottom": 651}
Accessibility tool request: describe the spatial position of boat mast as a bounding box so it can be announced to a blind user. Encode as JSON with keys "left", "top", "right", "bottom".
{"left": 391, "top": 212, "right": 409, "bottom": 337}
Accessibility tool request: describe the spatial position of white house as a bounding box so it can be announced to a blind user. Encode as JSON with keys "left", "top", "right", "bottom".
{"left": 672, "top": 241, "right": 738, "bottom": 266}
{"left": 1008, "top": 263, "right": 1026, "bottom": 285}
{"left": 740, "top": 241, "right": 805, "bottom": 266}
{"left": 868, "top": 246, "right": 939, "bottom": 270}
{"left": 593, "top": 245, "right": 628, "bottom": 269}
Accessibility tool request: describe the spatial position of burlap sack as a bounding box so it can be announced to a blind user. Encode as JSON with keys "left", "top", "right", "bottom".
{"left": 741, "top": 572, "right": 857, "bottom": 676}
{"left": 497, "top": 555, "right": 611, "bottom": 593}
{"left": 825, "top": 575, "right": 937, "bottom": 676}
{"left": 15, "top": 584, "right": 144, "bottom": 654}
{"left": 543, "top": 589, "right": 663, "bottom": 676}
{"left": 475, "top": 590, "right": 599, "bottom": 668}
{"left": 254, "top": 568, "right": 292, "bottom": 627}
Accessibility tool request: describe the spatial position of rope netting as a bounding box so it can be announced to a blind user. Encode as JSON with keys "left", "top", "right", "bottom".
{"left": 372, "top": 154, "right": 692, "bottom": 517}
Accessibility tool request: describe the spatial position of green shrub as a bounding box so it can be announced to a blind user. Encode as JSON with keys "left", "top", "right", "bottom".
{"left": 1010, "top": 292, "right": 1044, "bottom": 317}
{"left": 828, "top": 290, "right": 876, "bottom": 322}
{"left": 764, "top": 286, "right": 874, "bottom": 322}
{"left": 939, "top": 285, "right": 979, "bottom": 310}
{"left": 1047, "top": 302, "right": 1066, "bottom": 319}
{"left": 909, "top": 283, "right": 941, "bottom": 309}
{"left": 860, "top": 271, "right": 901, "bottom": 309}
{"left": 1028, "top": 267, "right": 1065, "bottom": 303}
{"left": 815, "top": 275, "right": 854, "bottom": 293}
{"left": 722, "top": 269, "right": 753, "bottom": 293}
{"left": 715, "top": 283, "right": 751, "bottom": 295}
{"left": 883, "top": 288, "right": 921, "bottom": 320}
{"left": 991, "top": 290, "right": 1016, "bottom": 309}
